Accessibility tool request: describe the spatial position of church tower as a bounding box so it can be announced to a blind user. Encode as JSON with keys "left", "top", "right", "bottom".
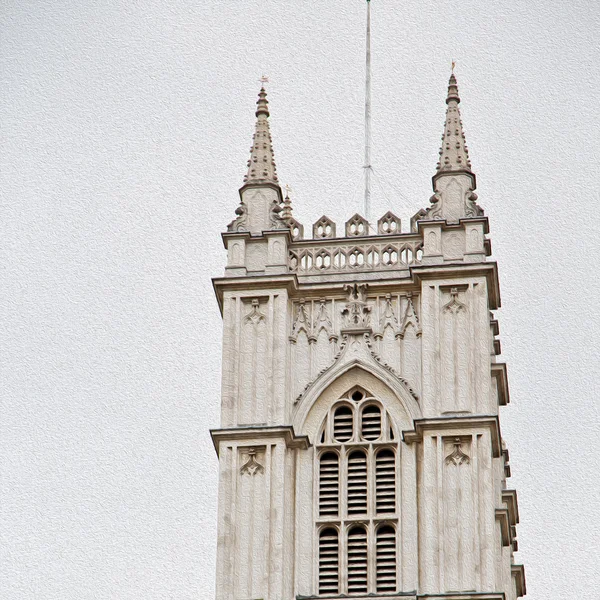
{"left": 211, "top": 75, "right": 526, "bottom": 600}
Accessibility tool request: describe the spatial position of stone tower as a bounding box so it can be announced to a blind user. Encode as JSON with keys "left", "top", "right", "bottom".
{"left": 211, "top": 76, "right": 525, "bottom": 600}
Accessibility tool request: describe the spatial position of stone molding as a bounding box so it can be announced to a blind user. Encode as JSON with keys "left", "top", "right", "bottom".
{"left": 210, "top": 425, "right": 310, "bottom": 456}
{"left": 491, "top": 363, "right": 510, "bottom": 406}
{"left": 297, "top": 594, "right": 506, "bottom": 600}
{"left": 402, "top": 415, "right": 502, "bottom": 457}
{"left": 511, "top": 564, "right": 526, "bottom": 598}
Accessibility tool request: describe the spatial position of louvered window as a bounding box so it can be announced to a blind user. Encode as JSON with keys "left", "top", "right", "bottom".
{"left": 316, "top": 387, "right": 399, "bottom": 595}
{"left": 361, "top": 404, "right": 381, "bottom": 440}
{"left": 319, "top": 527, "right": 339, "bottom": 594}
{"left": 376, "top": 525, "right": 397, "bottom": 592}
{"left": 347, "top": 450, "right": 367, "bottom": 515}
{"left": 375, "top": 448, "right": 396, "bottom": 514}
{"left": 319, "top": 452, "right": 339, "bottom": 517}
{"left": 333, "top": 405, "right": 353, "bottom": 442}
{"left": 347, "top": 526, "right": 368, "bottom": 593}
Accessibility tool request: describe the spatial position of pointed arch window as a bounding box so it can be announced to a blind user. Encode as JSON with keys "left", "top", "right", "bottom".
{"left": 316, "top": 386, "right": 399, "bottom": 595}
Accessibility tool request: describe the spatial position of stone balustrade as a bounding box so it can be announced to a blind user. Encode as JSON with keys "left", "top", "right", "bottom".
{"left": 288, "top": 233, "right": 423, "bottom": 275}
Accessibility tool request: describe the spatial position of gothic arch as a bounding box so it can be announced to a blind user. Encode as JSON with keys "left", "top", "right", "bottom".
{"left": 293, "top": 362, "right": 421, "bottom": 444}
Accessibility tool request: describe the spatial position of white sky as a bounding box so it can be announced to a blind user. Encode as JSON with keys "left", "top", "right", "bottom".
{"left": 2, "top": 1, "right": 599, "bottom": 598}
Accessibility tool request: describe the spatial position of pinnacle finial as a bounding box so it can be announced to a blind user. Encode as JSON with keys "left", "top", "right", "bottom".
{"left": 436, "top": 70, "right": 472, "bottom": 174}
{"left": 243, "top": 83, "right": 279, "bottom": 185}
{"left": 446, "top": 71, "right": 461, "bottom": 105}
{"left": 281, "top": 184, "right": 293, "bottom": 222}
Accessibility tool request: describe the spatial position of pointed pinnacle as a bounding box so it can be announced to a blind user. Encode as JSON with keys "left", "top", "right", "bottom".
{"left": 435, "top": 71, "right": 472, "bottom": 175}
{"left": 243, "top": 85, "right": 279, "bottom": 185}
{"left": 446, "top": 73, "right": 461, "bottom": 104}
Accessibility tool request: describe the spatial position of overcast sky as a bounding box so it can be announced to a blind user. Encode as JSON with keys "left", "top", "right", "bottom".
{"left": 2, "top": 1, "right": 599, "bottom": 598}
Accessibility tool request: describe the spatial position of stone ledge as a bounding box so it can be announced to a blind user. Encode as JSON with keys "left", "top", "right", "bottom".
{"left": 297, "top": 593, "right": 505, "bottom": 600}
{"left": 402, "top": 415, "right": 502, "bottom": 457}
{"left": 210, "top": 424, "right": 310, "bottom": 455}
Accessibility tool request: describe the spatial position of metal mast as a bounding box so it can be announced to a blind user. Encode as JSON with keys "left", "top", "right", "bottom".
{"left": 363, "top": 0, "right": 372, "bottom": 222}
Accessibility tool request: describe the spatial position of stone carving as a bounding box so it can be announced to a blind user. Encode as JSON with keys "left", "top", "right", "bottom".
{"left": 313, "top": 216, "right": 336, "bottom": 239}
{"left": 378, "top": 211, "right": 401, "bottom": 235}
{"left": 289, "top": 299, "right": 310, "bottom": 342}
{"left": 398, "top": 293, "right": 422, "bottom": 338}
{"left": 293, "top": 331, "right": 419, "bottom": 405}
{"left": 288, "top": 238, "right": 422, "bottom": 275}
{"left": 445, "top": 438, "right": 470, "bottom": 466}
{"left": 342, "top": 283, "right": 371, "bottom": 330}
{"left": 269, "top": 197, "right": 288, "bottom": 230}
{"left": 240, "top": 448, "right": 264, "bottom": 476}
{"left": 227, "top": 201, "right": 248, "bottom": 232}
{"left": 345, "top": 213, "right": 369, "bottom": 237}
{"left": 378, "top": 294, "right": 399, "bottom": 334}
{"left": 313, "top": 299, "right": 334, "bottom": 339}
{"left": 465, "top": 191, "right": 483, "bottom": 217}
{"left": 443, "top": 288, "right": 466, "bottom": 314}
{"left": 244, "top": 299, "right": 266, "bottom": 325}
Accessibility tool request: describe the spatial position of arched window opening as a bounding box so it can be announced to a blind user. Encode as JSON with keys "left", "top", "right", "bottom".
{"left": 333, "top": 405, "right": 353, "bottom": 442}
{"left": 318, "top": 527, "right": 339, "bottom": 594}
{"left": 316, "top": 387, "right": 399, "bottom": 595}
{"left": 376, "top": 448, "right": 396, "bottom": 514}
{"left": 347, "top": 450, "right": 367, "bottom": 515}
{"left": 361, "top": 404, "right": 382, "bottom": 440}
{"left": 319, "top": 452, "right": 339, "bottom": 517}
{"left": 376, "top": 525, "right": 397, "bottom": 592}
{"left": 347, "top": 526, "right": 368, "bottom": 593}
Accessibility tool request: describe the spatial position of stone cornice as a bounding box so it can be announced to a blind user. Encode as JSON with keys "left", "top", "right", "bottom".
{"left": 402, "top": 415, "right": 502, "bottom": 457}
{"left": 511, "top": 564, "right": 526, "bottom": 598}
{"left": 221, "top": 228, "right": 293, "bottom": 248}
{"left": 496, "top": 508, "right": 511, "bottom": 546}
{"left": 416, "top": 215, "right": 489, "bottom": 235}
{"left": 491, "top": 363, "right": 510, "bottom": 406}
{"left": 298, "top": 593, "right": 505, "bottom": 600}
{"left": 212, "top": 274, "right": 298, "bottom": 314}
{"left": 210, "top": 425, "right": 310, "bottom": 455}
{"left": 502, "top": 488, "right": 520, "bottom": 525}
{"left": 411, "top": 262, "right": 501, "bottom": 310}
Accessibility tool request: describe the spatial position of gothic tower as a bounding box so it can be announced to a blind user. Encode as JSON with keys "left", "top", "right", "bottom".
{"left": 211, "top": 76, "right": 525, "bottom": 600}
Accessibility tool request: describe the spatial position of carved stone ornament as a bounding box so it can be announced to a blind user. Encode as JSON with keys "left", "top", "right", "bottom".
{"left": 293, "top": 330, "right": 419, "bottom": 406}
{"left": 240, "top": 448, "right": 264, "bottom": 476}
{"left": 443, "top": 287, "right": 466, "bottom": 314}
{"left": 398, "top": 293, "right": 422, "bottom": 339}
{"left": 289, "top": 299, "right": 310, "bottom": 342}
{"left": 445, "top": 438, "right": 470, "bottom": 466}
{"left": 345, "top": 213, "right": 369, "bottom": 237}
{"left": 378, "top": 211, "right": 402, "bottom": 235}
{"left": 313, "top": 298, "right": 334, "bottom": 339}
{"left": 378, "top": 294, "right": 399, "bottom": 336}
{"left": 269, "top": 197, "right": 288, "bottom": 230}
{"left": 341, "top": 283, "right": 371, "bottom": 330}
{"left": 227, "top": 201, "right": 248, "bottom": 232}
{"left": 244, "top": 299, "right": 266, "bottom": 325}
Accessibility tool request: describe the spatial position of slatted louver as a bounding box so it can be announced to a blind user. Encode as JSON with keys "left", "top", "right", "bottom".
{"left": 333, "top": 405, "right": 353, "bottom": 442}
{"left": 319, "top": 528, "right": 339, "bottom": 594}
{"left": 347, "top": 450, "right": 367, "bottom": 515}
{"left": 319, "top": 452, "right": 339, "bottom": 517}
{"left": 375, "top": 449, "right": 396, "bottom": 514}
{"left": 376, "top": 525, "right": 397, "bottom": 592}
{"left": 347, "top": 526, "right": 368, "bottom": 594}
{"left": 361, "top": 405, "right": 381, "bottom": 440}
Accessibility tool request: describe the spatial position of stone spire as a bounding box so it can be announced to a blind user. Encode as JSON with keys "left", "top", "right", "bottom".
{"left": 228, "top": 84, "right": 286, "bottom": 234}
{"left": 243, "top": 86, "right": 279, "bottom": 185}
{"left": 413, "top": 70, "right": 482, "bottom": 226}
{"left": 435, "top": 73, "right": 473, "bottom": 177}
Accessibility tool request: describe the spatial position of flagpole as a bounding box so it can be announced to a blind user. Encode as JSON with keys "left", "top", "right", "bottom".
{"left": 364, "top": 0, "right": 372, "bottom": 225}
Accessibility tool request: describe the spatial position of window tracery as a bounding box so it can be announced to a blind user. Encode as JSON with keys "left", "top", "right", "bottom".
{"left": 316, "top": 386, "right": 398, "bottom": 595}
